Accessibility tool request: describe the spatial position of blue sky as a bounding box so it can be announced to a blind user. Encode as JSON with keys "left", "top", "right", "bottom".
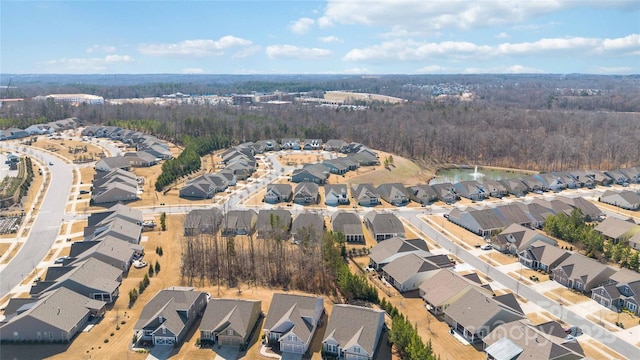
{"left": 1, "top": 1, "right": 639, "bottom": 74}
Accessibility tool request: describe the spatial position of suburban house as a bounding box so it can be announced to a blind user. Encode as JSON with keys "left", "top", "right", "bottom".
{"left": 281, "top": 138, "right": 301, "bottom": 150}
{"left": 91, "top": 169, "right": 139, "bottom": 204}
{"left": 303, "top": 139, "right": 323, "bottom": 150}
{"left": 444, "top": 289, "right": 525, "bottom": 343}
{"left": 499, "top": 178, "right": 528, "bottom": 197}
{"left": 95, "top": 156, "right": 131, "bottom": 172}
{"left": 600, "top": 190, "right": 640, "bottom": 210}
{"left": 322, "top": 158, "right": 349, "bottom": 175}
{"left": 351, "top": 184, "right": 380, "bottom": 206}
{"left": 324, "top": 139, "right": 348, "bottom": 152}
{"left": 604, "top": 169, "right": 630, "bottom": 185}
{"left": 255, "top": 139, "right": 280, "bottom": 152}
{"left": 324, "top": 184, "right": 349, "bottom": 206}
{"left": 407, "top": 185, "right": 438, "bottom": 204}
{"left": 369, "top": 237, "right": 430, "bottom": 270}
{"left": 376, "top": 183, "right": 410, "bottom": 206}
{"left": 348, "top": 152, "right": 379, "bottom": 166}
{"left": 199, "top": 299, "right": 262, "bottom": 348}
{"left": 256, "top": 209, "right": 292, "bottom": 239}
{"left": 293, "top": 182, "right": 319, "bottom": 205}
{"left": 29, "top": 257, "right": 122, "bottom": 303}
{"left": 183, "top": 208, "right": 223, "bottom": 236}
{"left": 619, "top": 167, "right": 640, "bottom": 183}
{"left": 84, "top": 216, "right": 142, "bottom": 245}
{"left": 535, "top": 173, "right": 566, "bottom": 192}
{"left": 221, "top": 210, "right": 258, "bottom": 236}
{"left": 180, "top": 173, "right": 229, "bottom": 199}
{"left": 454, "top": 181, "right": 488, "bottom": 201}
{"left": 556, "top": 196, "right": 604, "bottom": 221}
{"left": 481, "top": 180, "right": 508, "bottom": 198}
{"left": 493, "top": 204, "right": 532, "bottom": 228}
{"left": 123, "top": 151, "right": 159, "bottom": 167}
{"left": 483, "top": 320, "right": 585, "bottom": 360}
{"left": 291, "top": 164, "right": 328, "bottom": 184}
{"left": 133, "top": 287, "right": 207, "bottom": 346}
{"left": 225, "top": 159, "right": 255, "bottom": 180}
{"left": 520, "top": 175, "right": 547, "bottom": 192}
{"left": 331, "top": 211, "right": 364, "bottom": 243}
{"left": 594, "top": 217, "right": 640, "bottom": 245}
{"left": 322, "top": 305, "right": 385, "bottom": 360}
{"left": 69, "top": 236, "right": 142, "bottom": 272}
{"left": 264, "top": 184, "right": 293, "bottom": 204}
{"left": 291, "top": 212, "right": 325, "bottom": 244}
{"left": 420, "top": 269, "right": 493, "bottom": 315}
{"left": 492, "top": 223, "right": 556, "bottom": 254}
{"left": 513, "top": 202, "right": 556, "bottom": 228}
{"left": 552, "top": 254, "right": 616, "bottom": 294}
{"left": 518, "top": 241, "right": 571, "bottom": 273}
{"left": 364, "top": 211, "right": 405, "bottom": 241}
{"left": 555, "top": 171, "right": 581, "bottom": 189}
{"left": 382, "top": 253, "right": 442, "bottom": 292}
{"left": 430, "top": 182, "right": 458, "bottom": 203}
{"left": 591, "top": 269, "right": 640, "bottom": 316}
{"left": 0, "top": 287, "right": 106, "bottom": 343}
{"left": 447, "top": 207, "right": 509, "bottom": 238}
{"left": 263, "top": 293, "right": 324, "bottom": 355}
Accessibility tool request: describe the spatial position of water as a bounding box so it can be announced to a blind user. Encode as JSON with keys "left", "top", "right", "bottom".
{"left": 429, "top": 167, "right": 525, "bottom": 185}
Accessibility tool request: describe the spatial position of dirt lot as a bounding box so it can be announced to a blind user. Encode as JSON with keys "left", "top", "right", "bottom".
{"left": 544, "top": 287, "right": 590, "bottom": 305}
{"left": 323, "top": 91, "right": 406, "bottom": 105}
{"left": 30, "top": 138, "right": 105, "bottom": 163}
{"left": 587, "top": 308, "right": 640, "bottom": 331}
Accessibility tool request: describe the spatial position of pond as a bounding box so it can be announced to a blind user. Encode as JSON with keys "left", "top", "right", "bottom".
{"left": 429, "top": 167, "right": 526, "bottom": 185}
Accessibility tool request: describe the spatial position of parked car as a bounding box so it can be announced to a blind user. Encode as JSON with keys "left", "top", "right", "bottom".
{"left": 79, "top": 190, "right": 89, "bottom": 194}
{"left": 132, "top": 260, "right": 147, "bottom": 268}
{"left": 480, "top": 244, "right": 492, "bottom": 250}
{"left": 54, "top": 256, "right": 71, "bottom": 264}
{"left": 49, "top": 161, "right": 54, "bottom": 166}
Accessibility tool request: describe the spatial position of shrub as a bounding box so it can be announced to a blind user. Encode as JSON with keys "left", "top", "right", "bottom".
{"left": 104, "top": 339, "right": 109, "bottom": 343}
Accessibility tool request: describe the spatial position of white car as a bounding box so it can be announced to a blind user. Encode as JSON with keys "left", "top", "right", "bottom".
{"left": 54, "top": 256, "right": 71, "bottom": 264}
{"left": 481, "top": 244, "right": 492, "bottom": 250}
{"left": 132, "top": 260, "right": 147, "bottom": 268}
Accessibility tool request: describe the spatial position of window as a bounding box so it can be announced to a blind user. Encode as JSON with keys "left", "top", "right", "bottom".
{"left": 288, "top": 334, "right": 297, "bottom": 342}
{"left": 162, "top": 328, "right": 166, "bottom": 335}
{"left": 354, "top": 346, "right": 360, "bottom": 353}
{"left": 326, "top": 344, "right": 337, "bottom": 353}
{"left": 13, "top": 332, "right": 19, "bottom": 340}
{"left": 227, "top": 329, "right": 234, "bottom": 336}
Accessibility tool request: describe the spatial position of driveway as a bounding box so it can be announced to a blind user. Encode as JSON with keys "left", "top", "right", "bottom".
{"left": 146, "top": 345, "right": 174, "bottom": 360}
{"left": 213, "top": 347, "right": 239, "bottom": 360}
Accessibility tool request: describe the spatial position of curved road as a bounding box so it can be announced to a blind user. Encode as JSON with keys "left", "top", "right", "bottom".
{"left": 0, "top": 145, "right": 73, "bottom": 298}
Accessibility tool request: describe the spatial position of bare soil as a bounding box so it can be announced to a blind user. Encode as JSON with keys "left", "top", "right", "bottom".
{"left": 544, "top": 287, "right": 590, "bottom": 305}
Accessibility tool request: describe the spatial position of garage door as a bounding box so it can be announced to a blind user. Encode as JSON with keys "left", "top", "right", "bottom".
{"left": 346, "top": 354, "right": 368, "bottom": 360}
{"left": 155, "top": 337, "right": 175, "bottom": 345}
{"left": 219, "top": 336, "right": 241, "bottom": 346}
{"left": 282, "top": 343, "right": 295, "bottom": 353}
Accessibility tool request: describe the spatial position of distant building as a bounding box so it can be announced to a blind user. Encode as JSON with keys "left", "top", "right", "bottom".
{"left": 45, "top": 94, "right": 104, "bottom": 105}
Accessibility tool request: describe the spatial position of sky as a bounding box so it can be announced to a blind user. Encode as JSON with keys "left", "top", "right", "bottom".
{"left": 1, "top": 0, "right": 639, "bottom": 75}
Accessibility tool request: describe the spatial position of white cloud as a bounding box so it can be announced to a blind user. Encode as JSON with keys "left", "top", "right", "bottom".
{"left": 266, "top": 45, "right": 332, "bottom": 60}
{"left": 495, "top": 32, "right": 509, "bottom": 39}
{"left": 232, "top": 45, "right": 262, "bottom": 59}
{"left": 344, "top": 35, "right": 640, "bottom": 62}
{"left": 317, "top": 16, "right": 333, "bottom": 28}
{"left": 319, "top": 36, "right": 342, "bottom": 43}
{"left": 320, "top": 1, "right": 635, "bottom": 32}
{"left": 138, "top": 36, "right": 252, "bottom": 57}
{"left": 416, "top": 65, "right": 447, "bottom": 73}
{"left": 180, "top": 68, "right": 204, "bottom": 74}
{"left": 289, "top": 17, "right": 315, "bottom": 35}
{"left": 44, "top": 54, "right": 134, "bottom": 72}
{"left": 463, "top": 65, "right": 544, "bottom": 74}
{"left": 86, "top": 44, "right": 117, "bottom": 54}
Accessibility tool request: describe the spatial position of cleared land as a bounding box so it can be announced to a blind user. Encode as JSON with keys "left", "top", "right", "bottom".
{"left": 323, "top": 91, "right": 406, "bottom": 104}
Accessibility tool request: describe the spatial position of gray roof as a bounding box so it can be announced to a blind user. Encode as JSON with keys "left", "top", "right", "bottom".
{"left": 364, "top": 211, "right": 404, "bottom": 235}
{"left": 30, "top": 257, "right": 121, "bottom": 297}
{"left": 369, "top": 237, "right": 429, "bottom": 265}
{"left": 71, "top": 235, "right": 141, "bottom": 265}
{"left": 351, "top": 183, "right": 379, "bottom": 200}
{"left": 601, "top": 190, "right": 640, "bottom": 206}
{"left": 263, "top": 293, "right": 324, "bottom": 345}
{"left": 256, "top": 209, "right": 292, "bottom": 232}
{"left": 554, "top": 253, "right": 616, "bottom": 284}
{"left": 3, "top": 287, "right": 105, "bottom": 333}
{"left": 184, "top": 208, "right": 223, "bottom": 234}
{"left": 199, "top": 299, "right": 261, "bottom": 338}
{"left": 291, "top": 212, "right": 325, "bottom": 237}
{"left": 468, "top": 208, "right": 510, "bottom": 231}
{"left": 331, "top": 211, "right": 363, "bottom": 236}
{"left": 444, "top": 289, "right": 524, "bottom": 331}
{"left": 325, "top": 184, "right": 348, "bottom": 197}
{"left": 97, "top": 156, "right": 131, "bottom": 170}
{"left": 134, "top": 288, "right": 206, "bottom": 337}
{"left": 266, "top": 183, "right": 293, "bottom": 198}
{"left": 223, "top": 209, "right": 257, "bottom": 231}
{"left": 419, "top": 269, "right": 492, "bottom": 307}
{"left": 382, "top": 253, "right": 441, "bottom": 284}
{"left": 524, "top": 241, "right": 569, "bottom": 266}
{"left": 494, "top": 204, "right": 531, "bottom": 226}
{"left": 323, "top": 305, "right": 385, "bottom": 357}
{"left": 594, "top": 217, "right": 639, "bottom": 239}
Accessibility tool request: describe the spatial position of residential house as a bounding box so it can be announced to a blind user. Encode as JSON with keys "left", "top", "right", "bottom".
{"left": 324, "top": 184, "right": 349, "bottom": 206}
{"left": 291, "top": 212, "right": 325, "bottom": 244}
{"left": 281, "top": 138, "right": 301, "bottom": 150}
{"left": 619, "top": 167, "right": 640, "bottom": 184}
{"left": 535, "top": 173, "right": 566, "bottom": 192}
{"left": 133, "top": 287, "right": 207, "bottom": 346}
{"left": 430, "top": 182, "right": 458, "bottom": 203}
{"left": 84, "top": 204, "right": 143, "bottom": 237}
{"left": 263, "top": 293, "right": 324, "bottom": 355}
{"left": 369, "top": 237, "right": 430, "bottom": 270}
{"left": 454, "top": 181, "right": 488, "bottom": 201}
{"left": 138, "top": 142, "right": 172, "bottom": 160}
{"left": 264, "top": 184, "right": 293, "bottom": 204}
{"left": 84, "top": 216, "right": 142, "bottom": 244}
{"left": 331, "top": 211, "right": 364, "bottom": 243}
{"left": 407, "top": 185, "right": 438, "bottom": 205}
{"left": 499, "top": 178, "right": 528, "bottom": 197}
{"left": 521, "top": 175, "right": 547, "bottom": 192}
{"left": 518, "top": 241, "right": 571, "bottom": 273}
{"left": 381, "top": 253, "right": 441, "bottom": 292}
{"left": 124, "top": 151, "right": 159, "bottom": 167}
{"left": 604, "top": 169, "right": 630, "bottom": 185}
{"left": 376, "top": 183, "right": 410, "bottom": 206}
{"left": 256, "top": 209, "right": 292, "bottom": 239}
{"left": 493, "top": 223, "right": 556, "bottom": 254}
{"left": 591, "top": 269, "right": 640, "bottom": 316}
{"left": 447, "top": 207, "right": 509, "bottom": 238}
{"left": 322, "top": 305, "right": 385, "bottom": 360}
{"left": 324, "top": 139, "right": 348, "bottom": 152}
{"left": 493, "top": 204, "right": 532, "bottom": 228}
{"left": 556, "top": 196, "right": 604, "bottom": 221}
{"left": 69, "top": 236, "right": 142, "bottom": 272}
{"left": 513, "top": 202, "right": 555, "bottom": 228}
{"left": 29, "top": 258, "right": 122, "bottom": 303}
{"left": 552, "top": 254, "right": 616, "bottom": 294}
{"left": 483, "top": 320, "right": 585, "bottom": 360}
{"left": 591, "top": 171, "right": 613, "bottom": 186}
{"left": 303, "top": 139, "right": 323, "bottom": 150}
{"left": 419, "top": 269, "right": 492, "bottom": 315}
{"left": 293, "top": 182, "right": 319, "bottom": 205}
{"left": 180, "top": 177, "right": 215, "bottom": 199}
{"left": 291, "top": 164, "right": 328, "bottom": 185}
{"left": 256, "top": 139, "right": 280, "bottom": 152}
{"left": 481, "top": 180, "right": 508, "bottom": 198}
{"left": 555, "top": 171, "right": 581, "bottom": 189}
{"left": 600, "top": 190, "right": 640, "bottom": 210}
{"left": 322, "top": 158, "right": 349, "bottom": 175}
{"left": 594, "top": 217, "right": 640, "bottom": 244}
{"left": 444, "top": 289, "right": 525, "bottom": 343}
{"left": 91, "top": 169, "right": 138, "bottom": 204}
{"left": 217, "top": 170, "right": 237, "bottom": 186}
{"left": 364, "top": 211, "right": 405, "bottom": 241}
{"left": 221, "top": 210, "right": 258, "bottom": 236}
{"left": 351, "top": 183, "right": 380, "bottom": 206}
{"left": 0, "top": 287, "right": 106, "bottom": 343}
{"left": 95, "top": 156, "right": 131, "bottom": 172}
{"left": 184, "top": 208, "right": 223, "bottom": 236}
{"left": 348, "top": 152, "right": 379, "bottom": 166}
{"left": 199, "top": 299, "right": 262, "bottom": 347}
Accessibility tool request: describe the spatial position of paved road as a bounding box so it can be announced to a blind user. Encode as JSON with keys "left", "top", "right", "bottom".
{"left": 0, "top": 145, "right": 73, "bottom": 298}
{"left": 402, "top": 212, "right": 639, "bottom": 359}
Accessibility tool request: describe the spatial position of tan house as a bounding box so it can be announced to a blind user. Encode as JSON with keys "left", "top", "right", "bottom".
{"left": 199, "top": 299, "right": 262, "bottom": 348}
